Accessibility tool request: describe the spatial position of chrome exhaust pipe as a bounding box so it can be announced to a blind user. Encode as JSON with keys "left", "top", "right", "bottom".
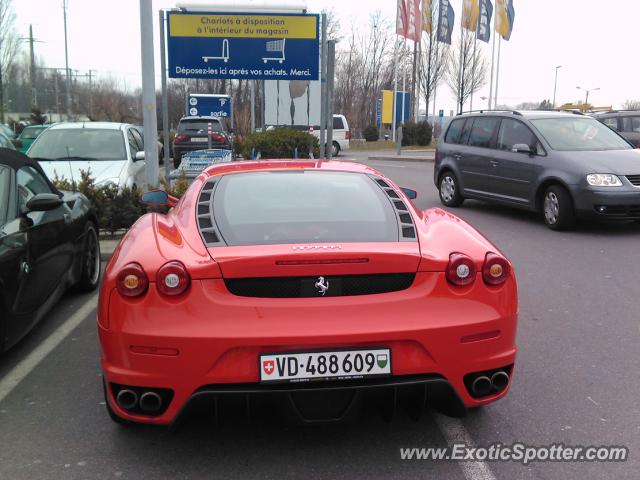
{"left": 116, "top": 389, "right": 138, "bottom": 410}
{"left": 471, "top": 376, "right": 492, "bottom": 397}
{"left": 491, "top": 371, "right": 510, "bottom": 392}
{"left": 139, "top": 391, "right": 163, "bottom": 413}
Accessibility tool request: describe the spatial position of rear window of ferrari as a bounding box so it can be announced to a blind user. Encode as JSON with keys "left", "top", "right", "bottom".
{"left": 212, "top": 171, "right": 399, "bottom": 246}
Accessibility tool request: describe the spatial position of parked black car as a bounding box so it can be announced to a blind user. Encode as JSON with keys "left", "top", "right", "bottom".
{"left": 0, "top": 149, "right": 101, "bottom": 351}
{"left": 172, "top": 116, "right": 231, "bottom": 168}
{"left": 435, "top": 110, "right": 640, "bottom": 230}
{"left": 592, "top": 110, "right": 640, "bottom": 148}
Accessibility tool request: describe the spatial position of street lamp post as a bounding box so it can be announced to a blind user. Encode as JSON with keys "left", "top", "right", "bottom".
{"left": 576, "top": 86, "right": 600, "bottom": 112}
{"left": 552, "top": 65, "right": 562, "bottom": 109}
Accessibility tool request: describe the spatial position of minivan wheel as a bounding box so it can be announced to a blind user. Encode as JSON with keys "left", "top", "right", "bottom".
{"left": 543, "top": 185, "right": 575, "bottom": 230}
{"left": 331, "top": 141, "right": 340, "bottom": 157}
{"left": 439, "top": 172, "right": 464, "bottom": 207}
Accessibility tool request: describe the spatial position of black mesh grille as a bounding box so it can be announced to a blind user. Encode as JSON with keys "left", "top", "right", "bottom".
{"left": 402, "top": 226, "right": 416, "bottom": 238}
{"left": 594, "top": 205, "right": 640, "bottom": 217}
{"left": 626, "top": 175, "right": 640, "bottom": 186}
{"left": 197, "top": 179, "right": 224, "bottom": 246}
{"left": 393, "top": 200, "right": 408, "bottom": 211}
{"left": 225, "top": 273, "right": 416, "bottom": 298}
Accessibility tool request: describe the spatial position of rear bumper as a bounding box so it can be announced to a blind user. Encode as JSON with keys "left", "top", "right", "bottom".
{"left": 99, "top": 272, "right": 518, "bottom": 425}
{"left": 572, "top": 187, "right": 640, "bottom": 219}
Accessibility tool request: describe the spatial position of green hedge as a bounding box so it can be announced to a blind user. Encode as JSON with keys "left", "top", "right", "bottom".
{"left": 242, "top": 128, "right": 320, "bottom": 159}
{"left": 363, "top": 125, "right": 379, "bottom": 142}
{"left": 401, "top": 121, "right": 433, "bottom": 147}
{"left": 51, "top": 170, "right": 190, "bottom": 234}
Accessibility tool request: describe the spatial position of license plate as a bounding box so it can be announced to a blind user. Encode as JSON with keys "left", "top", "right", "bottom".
{"left": 260, "top": 348, "right": 391, "bottom": 383}
{"left": 191, "top": 137, "right": 207, "bottom": 142}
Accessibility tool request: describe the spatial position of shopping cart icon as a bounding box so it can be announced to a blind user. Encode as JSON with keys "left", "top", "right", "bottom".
{"left": 203, "top": 39, "right": 230, "bottom": 63}
{"left": 262, "top": 39, "right": 286, "bottom": 64}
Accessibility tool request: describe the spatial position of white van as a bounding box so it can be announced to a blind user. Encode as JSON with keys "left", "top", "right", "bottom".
{"left": 311, "top": 114, "right": 350, "bottom": 156}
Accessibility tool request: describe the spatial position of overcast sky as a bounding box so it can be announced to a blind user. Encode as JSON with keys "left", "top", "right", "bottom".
{"left": 12, "top": 0, "right": 640, "bottom": 113}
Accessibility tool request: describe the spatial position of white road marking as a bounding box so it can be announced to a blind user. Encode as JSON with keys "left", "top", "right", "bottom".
{"left": 432, "top": 412, "right": 498, "bottom": 480}
{"left": 0, "top": 294, "right": 98, "bottom": 404}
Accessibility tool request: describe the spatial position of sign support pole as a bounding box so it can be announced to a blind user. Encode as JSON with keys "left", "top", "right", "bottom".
{"left": 139, "top": 0, "right": 159, "bottom": 188}
{"left": 159, "top": 9, "right": 170, "bottom": 180}
{"left": 250, "top": 80, "right": 256, "bottom": 133}
{"left": 326, "top": 40, "right": 335, "bottom": 160}
{"left": 319, "top": 13, "right": 327, "bottom": 159}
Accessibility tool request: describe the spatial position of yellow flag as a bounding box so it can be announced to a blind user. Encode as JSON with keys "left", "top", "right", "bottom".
{"left": 423, "top": 0, "right": 433, "bottom": 33}
{"left": 495, "top": 0, "right": 510, "bottom": 37}
{"left": 462, "top": 0, "right": 480, "bottom": 32}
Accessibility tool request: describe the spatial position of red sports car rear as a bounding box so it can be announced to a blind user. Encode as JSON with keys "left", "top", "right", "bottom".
{"left": 98, "top": 160, "right": 517, "bottom": 425}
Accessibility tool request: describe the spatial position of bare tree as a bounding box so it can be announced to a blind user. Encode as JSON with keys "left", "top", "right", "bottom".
{"left": 420, "top": 0, "right": 449, "bottom": 121}
{"left": 333, "top": 12, "right": 393, "bottom": 132}
{"left": 622, "top": 99, "right": 640, "bottom": 110}
{"left": 0, "top": 0, "right": 19, "bottom": 123}
{"left": 446, "top": 29, "right": 488, "bottom": 114}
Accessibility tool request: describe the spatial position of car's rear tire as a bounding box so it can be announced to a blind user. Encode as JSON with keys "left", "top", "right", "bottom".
{"left": 438, "top": 171, "right": 464, "bottom": 207}
{"left": 75, "top": 222, "right": 101, "bottom": 292}
{"left": 543, "top": 185, "right": 575, "bottom": 230}
{"left": 331, "top": 141, "right": 340, "bottom": 157}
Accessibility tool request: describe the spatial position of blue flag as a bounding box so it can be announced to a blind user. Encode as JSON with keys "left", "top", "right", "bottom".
{"left": 477, "top": 0, "right": 493, "bottom": 43}
{"left": 437, "top": 0, "right": 455, "bottom": 44}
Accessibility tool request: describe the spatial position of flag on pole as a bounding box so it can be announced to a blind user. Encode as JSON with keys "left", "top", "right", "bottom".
{"left": 423, "top": 0, "right": 433, "bottom": 33}
{"left": 397, "top": 0, "right": 423, "bottom": 42}
{"left": 477, "top": 0, "right": 493, "bottom": 42}
{"left": 437, "top": 0, "right": 455, "bottom": 44}
{"left": 462, "top": 0, "right": 480, "bottom": 32}
{"left": 495, "top": 0, "right": 515, "bottom": 40}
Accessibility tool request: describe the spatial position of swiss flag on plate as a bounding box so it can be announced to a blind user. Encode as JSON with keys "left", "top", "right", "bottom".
{"left": 263, "top": 360, "right": 275, "bottom": 375}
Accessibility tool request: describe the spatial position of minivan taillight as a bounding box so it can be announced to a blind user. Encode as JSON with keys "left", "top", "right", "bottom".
{"left": 482, "top": 253, "right": 510, "bottom": 286}
{"left": 156, "top": 261, "right": 190, "bottom": 296}
{"left": 446, "top": 253, "right": 476, "bottom": 286}
{"left": 116, "top": 263, "right": 149, "bottom": 298}
{"left": 174, "top": 134, "right": 188, "bottom": 143}
{"left": 345, "top": 130, "right": 350, "bottom": 140}
{"left": 211, "top": 133, "right": 226, "bottom": 143}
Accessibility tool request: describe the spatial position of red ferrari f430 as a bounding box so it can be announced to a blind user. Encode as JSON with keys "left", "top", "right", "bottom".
{"left": 98, "top": 160, "right": 517, "bottom": 426}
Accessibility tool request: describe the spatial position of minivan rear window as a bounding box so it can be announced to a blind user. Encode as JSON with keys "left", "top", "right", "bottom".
{"left": 444, "top": 118, "right": 465, "bottom": 144}
{"left": 212, "top": 171, "right": 399, "bottom": 246}
{"left": 333, "top": 116, "right": 345, "bottom": 130}
{"left": 179, "top": 119, "right": 223, "bottom": 133}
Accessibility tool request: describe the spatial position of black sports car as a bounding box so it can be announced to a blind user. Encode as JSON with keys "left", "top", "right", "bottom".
{"left": 0, "top": 148, "right": 101, "bottom": 351}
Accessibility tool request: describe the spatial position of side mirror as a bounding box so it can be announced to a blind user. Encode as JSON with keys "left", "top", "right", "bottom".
{"left": 511, "top": 143, "right": 532, "bottom": 154}
{"left": 25, "top": 193, "right": 63, "bottom": 212}
{"left": 401, "top": 187, "right": 418, "bottom": 200}
{"left": 12, "top": 139, "right": 23, "bottom": 149}
{"left": 134, "top": 151, "right": 145, "bottom": 161}
{"left": 140, "top": 189, "right": 178, "bottom": 207}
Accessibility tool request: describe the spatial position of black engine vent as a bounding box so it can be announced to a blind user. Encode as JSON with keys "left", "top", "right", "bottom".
{"left": 370, "top": 176, "right": 417, "bottom": 241}
{"left": 196, "top": 179, "right": 225, "bottom": 247}
{"left": 225, "top": 273, "right": 416, "bottom": 298}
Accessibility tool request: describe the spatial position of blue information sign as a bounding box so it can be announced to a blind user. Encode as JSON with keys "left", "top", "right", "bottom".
{"left": 439, "top": 109, "right": 444, "bottom": 118}
{"left": 376, "top": 98, "right": 382, "bottom": 126}
{"left": 187, "top": 94, "right": 232, "bottom": 118}
{"left": 167, "top": 12, "right": 320, "bottom": 81}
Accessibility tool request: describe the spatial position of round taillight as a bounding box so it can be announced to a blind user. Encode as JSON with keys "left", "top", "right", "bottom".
{"left": 116, "top": 263, "right": 149, "bottom": 297}
{"left": 156, "top": 261, "right": 190, "bottom": 296}
{"left": 483, "top": 252, "right": 510, "bottom": 286}
{"left": 446, "top": 253, "right": 477, "bottom": 286}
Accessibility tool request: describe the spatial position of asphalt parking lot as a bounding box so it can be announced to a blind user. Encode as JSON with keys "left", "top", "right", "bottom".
{"left": 1, "top": 158, "right": 638, "bottom": 480}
